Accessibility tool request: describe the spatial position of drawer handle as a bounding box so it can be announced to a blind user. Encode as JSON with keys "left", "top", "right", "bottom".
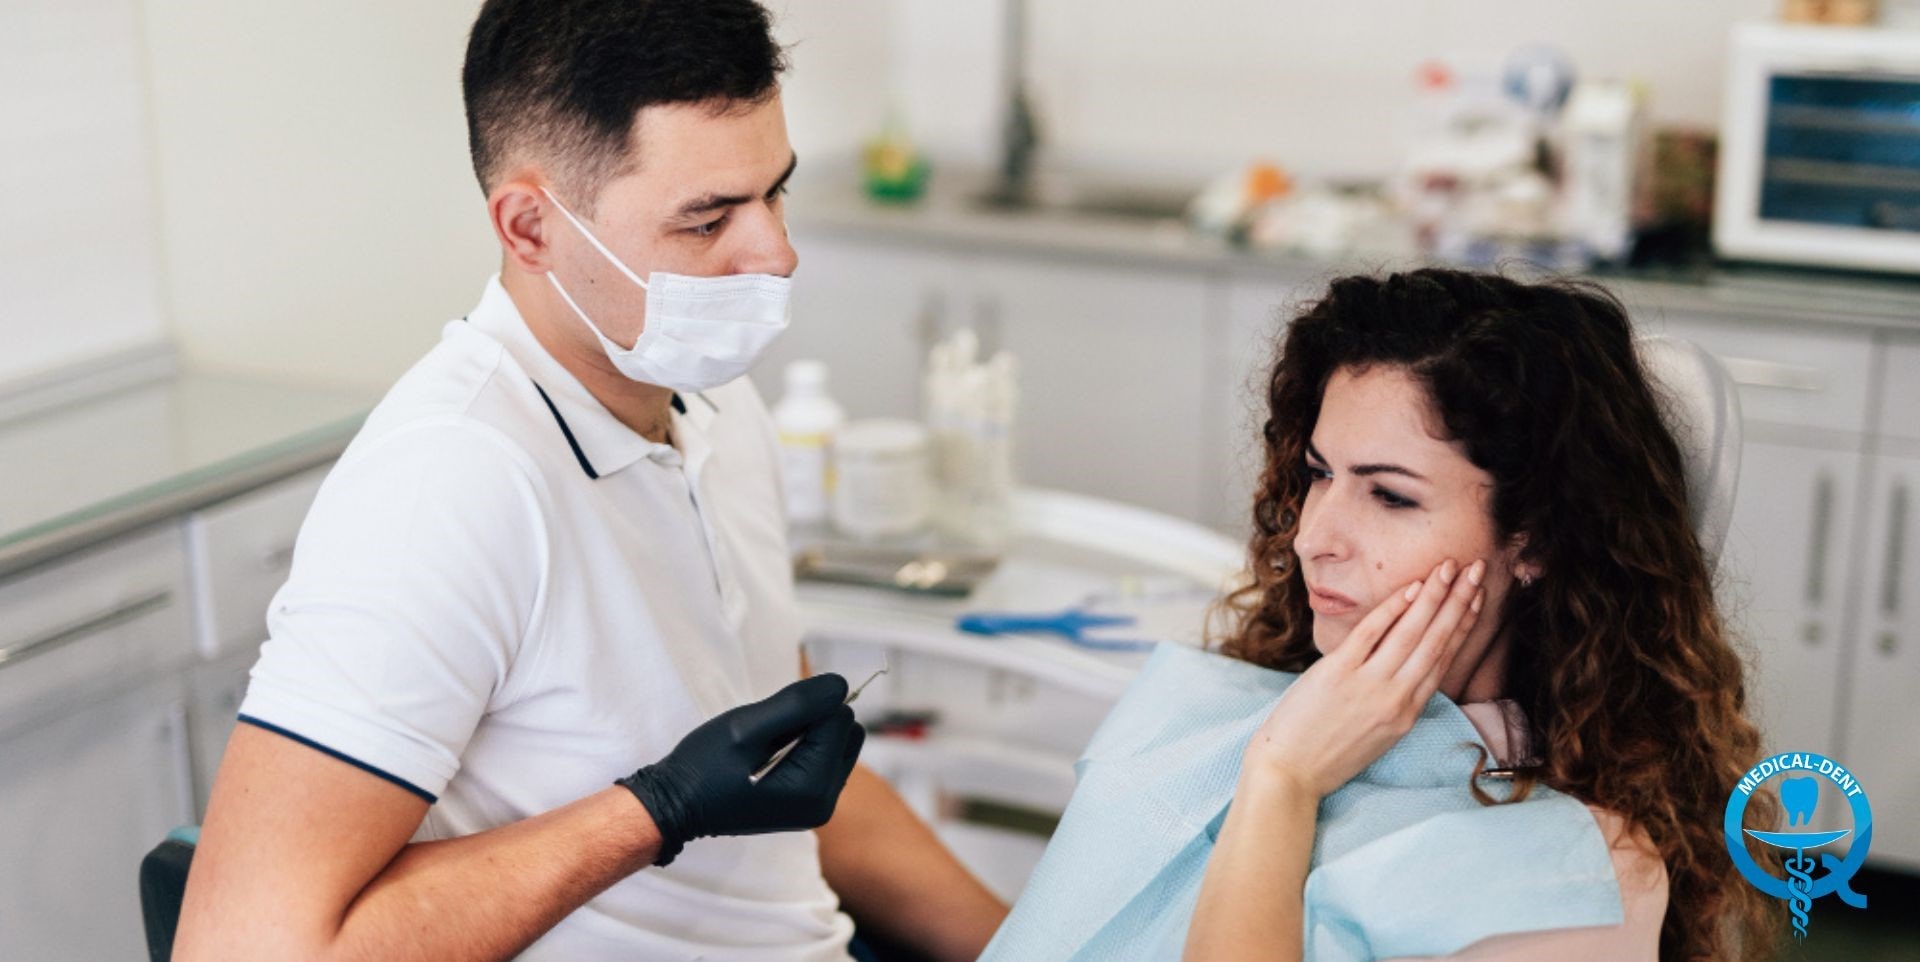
{"left": 1806, "top": 473, "right": 1835, "bottom": 605}
{"left": 0, "top": 590, "right": 173, "bottom": 670}
{"left": 1719, "top": 357, "right": 1826, "bottom": 393}
{"left": 1882, "top": 481, "right": 1908, "bottom": 617}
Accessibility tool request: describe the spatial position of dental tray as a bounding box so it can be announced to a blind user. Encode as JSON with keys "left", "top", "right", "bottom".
{"left": 793, "top": 542, "right": 1002, "bottom": 597}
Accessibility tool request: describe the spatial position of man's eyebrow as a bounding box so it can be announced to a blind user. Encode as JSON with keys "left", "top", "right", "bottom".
{"left": 1305, "top": 439, "right": 1430, "bottom": 483}
{"left": 672, "top": 153, "right": 799, "bottom": 220}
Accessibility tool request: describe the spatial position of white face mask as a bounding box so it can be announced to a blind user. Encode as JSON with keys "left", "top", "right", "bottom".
{"left": 540, "top": 186, "right": 792, "bottom": 393}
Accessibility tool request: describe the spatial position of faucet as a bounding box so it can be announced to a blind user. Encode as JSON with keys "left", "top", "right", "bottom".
{"left": 992, "top": 0, "right": 1041, "bottom": 205}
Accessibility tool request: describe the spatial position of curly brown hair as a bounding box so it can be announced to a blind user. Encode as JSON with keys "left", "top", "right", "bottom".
{"left": 1217, "top": 268, "right": 1784, "bottom": 961}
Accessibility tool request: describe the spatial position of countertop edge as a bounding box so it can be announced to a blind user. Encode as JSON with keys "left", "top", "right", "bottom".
{"left": 0, "top": 418, "right": 362, "bottom": 581}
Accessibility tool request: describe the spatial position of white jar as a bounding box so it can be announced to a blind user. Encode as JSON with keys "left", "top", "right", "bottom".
{"left": 831, "top": 419, "right": 931, "bottom": 539}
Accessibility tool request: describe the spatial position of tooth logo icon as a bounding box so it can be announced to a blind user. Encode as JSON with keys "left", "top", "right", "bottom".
{"left": 1780, "top": 776, "right": 1819, "bottom": 827}
{"left": 1725, "top": 751, "right": 1872, "bottom": 944}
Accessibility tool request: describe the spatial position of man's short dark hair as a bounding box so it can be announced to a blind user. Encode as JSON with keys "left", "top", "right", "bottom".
{"left": 462, "top": 0, "right": 788, "bottom": 211}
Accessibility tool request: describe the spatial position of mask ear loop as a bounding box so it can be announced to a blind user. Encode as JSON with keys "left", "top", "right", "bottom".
{"left": 539, "top": 186, "right": 651, "bottom": 291}
{"left": 544, "top": 271, "right": 614, "bottom": 342}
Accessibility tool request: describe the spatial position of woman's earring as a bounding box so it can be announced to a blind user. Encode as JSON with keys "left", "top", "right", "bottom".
{"left": 1518, "top": 571, "right": 1537, "bottom": 587}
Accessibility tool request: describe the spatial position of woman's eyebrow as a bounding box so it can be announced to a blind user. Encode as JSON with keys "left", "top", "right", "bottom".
{"left": 1305, "top": 439, "right": 1430, "bottom": 483}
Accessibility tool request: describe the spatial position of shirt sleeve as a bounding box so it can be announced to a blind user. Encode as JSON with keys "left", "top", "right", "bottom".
{"left": 236, "top": 418, "right": 550, "bottom": 802}
{"left": 1378, "top": 805, "right": 1669, "bottom": 962}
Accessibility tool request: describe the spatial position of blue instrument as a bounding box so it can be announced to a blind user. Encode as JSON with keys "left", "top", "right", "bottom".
{"left": 955, "top": 609, "right": 1156, "bottom": 652}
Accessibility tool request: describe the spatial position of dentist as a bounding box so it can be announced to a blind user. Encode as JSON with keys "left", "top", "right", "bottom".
{"left": 173, "top": 1, "right": 1007, "bottom": 960}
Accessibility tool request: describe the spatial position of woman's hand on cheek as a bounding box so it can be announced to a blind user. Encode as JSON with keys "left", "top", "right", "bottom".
{"left": 1243, "top": 558, "right": 1486, "bottom": 799}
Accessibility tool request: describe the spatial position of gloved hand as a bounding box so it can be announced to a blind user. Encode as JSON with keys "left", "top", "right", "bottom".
{"left": 618, "top": 674, "right": 866, "bottom": 866}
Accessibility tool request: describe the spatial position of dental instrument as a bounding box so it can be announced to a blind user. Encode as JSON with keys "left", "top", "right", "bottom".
{"left": 750, "top": 661, "right": 889, "bottom": 784}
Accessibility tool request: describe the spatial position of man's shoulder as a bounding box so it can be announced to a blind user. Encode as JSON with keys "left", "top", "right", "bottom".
{"left": 338, "top": 323, "right": 565, "bottom": 492}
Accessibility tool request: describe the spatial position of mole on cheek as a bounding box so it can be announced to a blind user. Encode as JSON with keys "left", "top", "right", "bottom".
{"left": 1375, "top": 562, "right": 1383, "bottom": 571}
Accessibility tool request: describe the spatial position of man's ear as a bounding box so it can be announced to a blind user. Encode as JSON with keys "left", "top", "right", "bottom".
{"left": 489, "top": 176, "right": 553, "bottom": 275}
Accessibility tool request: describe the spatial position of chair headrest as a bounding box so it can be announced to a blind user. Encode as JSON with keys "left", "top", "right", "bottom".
{"left": 1635, "top": 335, "right": 1743, "bottom": 573}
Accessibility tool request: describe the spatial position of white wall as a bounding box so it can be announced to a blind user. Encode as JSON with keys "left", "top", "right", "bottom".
{"left": 0, "top": 0, "right": 166, "bottom": 385}
{"left": 892, "top": 0, "right": 1778, "bottom": 180}
{"left": 3, "top": 0, "right": 1783, "bottom": 391}
{"left": 136, "top": 0, "right": 887, "bottom": 391}
{"left": 139, "top": 0, "right": 496, "bottom": 391}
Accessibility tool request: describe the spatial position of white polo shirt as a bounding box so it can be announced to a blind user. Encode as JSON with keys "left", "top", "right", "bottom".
{"left": 239, "top": 276, "right": 855, "bottom": 961}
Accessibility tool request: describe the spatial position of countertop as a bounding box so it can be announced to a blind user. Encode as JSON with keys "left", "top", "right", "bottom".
{"left": 786, "top": 178, "right": 1920, "bottom": 335}
{"left": 0, "top": 368, "right": 373, "bottom": 580}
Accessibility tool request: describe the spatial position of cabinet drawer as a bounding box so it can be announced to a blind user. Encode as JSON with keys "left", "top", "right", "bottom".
{"left": 1651, "top": 314, "right": 1875, "bottom": 435}
{"left": 0, "top": 526, "right": 193, "bottom": 734}
{"left": 1879, "top": 338, "right": 1920, "bottom": 443}
{"left": 184, "top": 465, "right": 328, "bottom": 659}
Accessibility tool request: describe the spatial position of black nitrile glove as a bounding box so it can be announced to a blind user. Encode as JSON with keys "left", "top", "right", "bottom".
{"left": 618, "top": 673, "right": 866, "bottom": 866}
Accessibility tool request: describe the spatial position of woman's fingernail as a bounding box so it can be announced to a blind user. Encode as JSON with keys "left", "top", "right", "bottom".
{"left": 1467, "top": 560, "right": 1486, "bottom": 586}
{"left": 1440, "top": 559, "right": 1458, "bottom": 583}
{"left": 1405, "top": 581, "right": 1422, "bottom": 601}
{"left": 1471, "top": 592, "right": 1484, "bottom": 613}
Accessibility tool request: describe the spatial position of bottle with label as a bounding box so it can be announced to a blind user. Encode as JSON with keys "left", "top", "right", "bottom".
{"left": 772, "top": 360, "right": 845, "bottom": 527}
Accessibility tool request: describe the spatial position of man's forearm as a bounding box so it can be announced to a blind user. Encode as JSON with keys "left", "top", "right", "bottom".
{"left": 181, "top": 786, "right": 660, "bottom": 962}
{"left": 816, "top": 765, "right": 1009, "bottom": 962}
{"left": 336, "top": 787, "right": 658, "bottom": 961}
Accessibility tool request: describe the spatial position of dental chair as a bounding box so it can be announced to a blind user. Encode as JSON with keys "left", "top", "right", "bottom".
{"left": 138, "top": 825, "right": 199, "bottom": 962}
{"left": 1637, "top": 334, "right": 1744, "bottom": 571}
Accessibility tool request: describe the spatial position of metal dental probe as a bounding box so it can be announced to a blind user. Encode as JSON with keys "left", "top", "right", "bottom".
{"left": 749, "top": 661, "right": 889, "bottom": 784}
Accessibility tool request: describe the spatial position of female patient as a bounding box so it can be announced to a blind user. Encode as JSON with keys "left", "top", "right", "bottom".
{"left": 985, "top": 269, "right": 1783, "bottom": 962}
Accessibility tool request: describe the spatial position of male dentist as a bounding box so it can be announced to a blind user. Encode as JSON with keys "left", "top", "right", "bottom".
{"left": 173, "top": 1, "right": 1007, "bottom": 959}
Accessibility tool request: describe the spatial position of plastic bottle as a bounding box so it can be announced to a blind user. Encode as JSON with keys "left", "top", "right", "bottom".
{"left": 772, "top": 360, "right": 845, "bottom": 527}
{"left": 923, "top": 329, "right": 1018, "bottom": 549}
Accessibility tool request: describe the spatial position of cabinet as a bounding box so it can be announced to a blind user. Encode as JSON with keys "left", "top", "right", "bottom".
{"left": 1655, "top": 312, "right": 1876, "bottom": 761}
{"left": 1840, "top": 337, "right": 1920, "bottom": 870}
{"left": 1714, "top": 439, "right": 1861, "bottom": 759}
{"left": 0, "top": 682, "right": 193, "bottom": 962}
{"left": 0, "top": 527, "right": 196, "bottom": 962}
{"left": 0, "top": 461, "right": 329, "bottom": 961}
{"left": 973, "top": 255, "right": 1212, "bottom": 520}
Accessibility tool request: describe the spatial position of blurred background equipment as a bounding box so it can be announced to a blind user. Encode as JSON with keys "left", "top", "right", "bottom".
{"left": 1714, "top": 22, "right": 1920, "bottom": 273}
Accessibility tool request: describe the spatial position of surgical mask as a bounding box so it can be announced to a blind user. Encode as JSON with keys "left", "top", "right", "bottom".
{"left": 540, "top": 186, "right": 792, "bottom": 393}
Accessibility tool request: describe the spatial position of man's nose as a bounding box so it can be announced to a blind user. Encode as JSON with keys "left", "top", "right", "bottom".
{"left": 735, "top": 203, "right": 799, "bottom": 278}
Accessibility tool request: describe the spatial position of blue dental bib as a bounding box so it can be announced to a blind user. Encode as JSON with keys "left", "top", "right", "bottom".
{"left": 979, "top": 643, "right": 1624, "bottom": 961}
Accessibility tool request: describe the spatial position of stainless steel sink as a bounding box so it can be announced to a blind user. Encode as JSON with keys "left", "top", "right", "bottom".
{"left": 972, "top": 183, "right": 1196, "bottom": 223}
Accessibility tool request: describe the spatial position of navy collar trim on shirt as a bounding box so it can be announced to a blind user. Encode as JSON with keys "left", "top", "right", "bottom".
{"left": 471, "top": 298, "right": 723, "bottom": 480}
{"left": 531, "top": 381, "right": 600, "bottom": 480}
{"left": 529, "top": 379, "right": 719, "bottom": 481}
